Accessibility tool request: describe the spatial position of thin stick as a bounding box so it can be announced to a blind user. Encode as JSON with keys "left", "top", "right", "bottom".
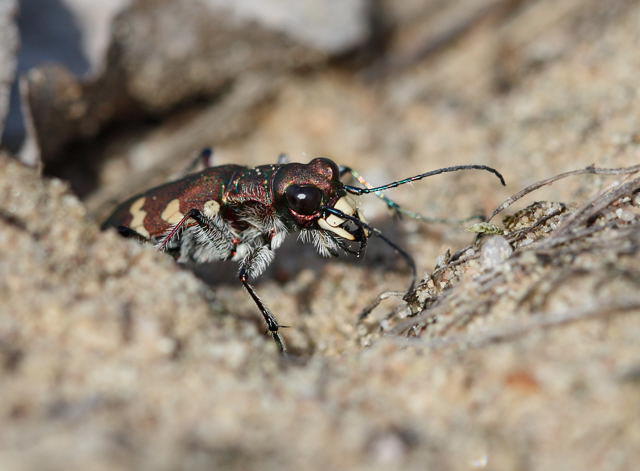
{"left": 553, "top": 176, "right": 640, "bottom": 236}
{"left": 488, "top": 164, "right": 640, "bottom": 222}
{"left": 394, "top": 297, "right": 640, "bottom": 350}
{"left": 358, "top": 291, "right": 406, "bottom": 321}
{"left": 506, "top": 205, "right": 567, "bottom": 243}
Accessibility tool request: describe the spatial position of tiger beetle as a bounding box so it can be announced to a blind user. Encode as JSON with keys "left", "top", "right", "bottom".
{"left": 102, "top": 149, "right": 505, "bottom": 353}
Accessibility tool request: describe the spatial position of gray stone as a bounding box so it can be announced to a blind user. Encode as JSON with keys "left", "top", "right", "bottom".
{"left": 19, "top": 0, "right": 373, "bottom": 166}
{"left": 0, "top": 0, "right": 18, "bottom": 137}
{"left": 203, "top": 0, "right": 372, "bottom": 54}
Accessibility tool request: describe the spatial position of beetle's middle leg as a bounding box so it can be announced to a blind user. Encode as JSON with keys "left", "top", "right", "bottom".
{"left": 238, "top": 245, "right": 286, "bottom": 354}
{"left": 159, "top": 211, "right": 286, "bottom": 352}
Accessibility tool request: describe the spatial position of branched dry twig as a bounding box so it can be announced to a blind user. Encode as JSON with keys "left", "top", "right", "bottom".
{"left": 506, "top": 204, "right": 567, "bottom": 243}
{"left": 553, "top": 176, "right": 640, "bottom": 235}
{"left": 358, "top": 290, "right": 406, "bottom": 321}
{"left": 488, "top": 164, "right": 640, "bottom": 222}
{"left": 522, "top": 220, "right": 621, "bottom": 252}
{"left": 393, "top": 297, "right": 640, "bottom": 350}
{"left": 362, "top": 163, "right": 640, "bottom": 337}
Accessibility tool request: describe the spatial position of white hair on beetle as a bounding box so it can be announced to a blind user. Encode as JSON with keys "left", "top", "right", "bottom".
{"left": 298, "top": 229, "right": 341, "bottom": 258}
{"left": 239, "top": 245, "right": 275, "bottom": 281}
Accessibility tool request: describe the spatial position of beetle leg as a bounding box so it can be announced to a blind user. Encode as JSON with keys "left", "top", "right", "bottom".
{"left": 159, "top": 211, "right": 286, "bottom": 352}
{"left": 181, "top": 147, "right": 215, "bottom": 175}
{"left": 238, "top": 249, "right": 286, "bottom": 354}
{"left": 117, "top": 225, "right": 188, "bottom": 259}
{"left": 158, "top": 208, "right": 228, "bottom": 250}
{"left": 159, "top": 208, "right": 243, "bottom": 264}
{"left": 116, "top": 225, "right": 151, "bottom": 243}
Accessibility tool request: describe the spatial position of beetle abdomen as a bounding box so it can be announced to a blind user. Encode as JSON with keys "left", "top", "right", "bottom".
{"left": 102, "top": 165, "right": 244, "bottom": 240}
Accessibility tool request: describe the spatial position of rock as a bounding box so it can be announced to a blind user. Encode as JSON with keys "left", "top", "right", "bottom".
{"left": 203, "top": 0, "right": 372, "bottom": 54}
{"left": 479, "top": 235, "right": 513, "bottom": 269}
{"left": 18, "top": 0, "right": 373, "bottom": 167}
{"left": 0, "top": 0, "right": 18, "bottom": 137}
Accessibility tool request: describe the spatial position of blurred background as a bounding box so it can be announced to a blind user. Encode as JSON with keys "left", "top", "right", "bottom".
{"left": 2, "top": 1, "right": 640, "bottom": 470}
{"left": 5, "top": 0, "right": 637, "bottom": 273}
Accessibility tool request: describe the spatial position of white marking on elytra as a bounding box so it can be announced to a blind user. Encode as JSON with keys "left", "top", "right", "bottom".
{"left": 203, "top": 200, "right": 220, "bottom": 218}
{"left": 130, "top": 197, "right": 150, "bottom": 238}
{"left": 161, "top": 198, "right": 184, "bottom": 224}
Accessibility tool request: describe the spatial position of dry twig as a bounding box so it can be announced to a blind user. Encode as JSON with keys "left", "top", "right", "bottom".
{"left": 488, "top": 164, "right": 640, "bottom": 222}
{"left": 394, "top": 297, "right": 640, "bottom": 350}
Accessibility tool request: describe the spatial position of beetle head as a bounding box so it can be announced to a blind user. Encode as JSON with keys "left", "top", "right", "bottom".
{"left": 273, "top": 157, "right": 367, "bottom": 248}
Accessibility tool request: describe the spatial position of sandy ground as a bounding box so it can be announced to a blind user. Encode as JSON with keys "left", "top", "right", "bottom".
{"left": 1, "top": 1, "right": 640, "bottom": 469}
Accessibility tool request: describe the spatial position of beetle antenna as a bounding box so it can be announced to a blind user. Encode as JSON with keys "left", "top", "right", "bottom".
{"left": 344, "top": 164, "right": 505, "bottom": 195}
{"left": 321, "top": 207, "right": 416, "bottom": 291}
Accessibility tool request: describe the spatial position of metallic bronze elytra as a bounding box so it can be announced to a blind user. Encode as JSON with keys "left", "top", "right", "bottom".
{"left": 102, "top": 164, "right": 242, "bottom": 239}
{"left": 102, "top": 150, "right": 505, "bottom": 354}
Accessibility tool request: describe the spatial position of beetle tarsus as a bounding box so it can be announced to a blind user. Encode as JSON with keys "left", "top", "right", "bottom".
{"left": 239, "top": 268, "right": 287, "bottom": 354}
{"left": 117, "top": 225, "right": 151, "bottom": 243}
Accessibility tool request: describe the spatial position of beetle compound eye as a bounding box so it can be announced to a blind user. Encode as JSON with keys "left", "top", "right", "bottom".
{"left": 285, "top": 185, "right": 323, "bottom": 215}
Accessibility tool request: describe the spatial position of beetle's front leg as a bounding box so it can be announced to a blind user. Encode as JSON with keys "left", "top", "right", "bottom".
{"left": 238, "top": 246, "right": 286, "bottom": 354}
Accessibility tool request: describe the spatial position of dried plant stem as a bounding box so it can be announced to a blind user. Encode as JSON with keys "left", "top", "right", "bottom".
{"left": 394, "top": 297, "right": 640, "bottom": 350}
{"left": 488, "top": 164, "right": 640, "bottom": 222}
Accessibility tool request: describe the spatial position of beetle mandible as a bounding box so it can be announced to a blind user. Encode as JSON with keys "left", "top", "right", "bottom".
{"left": 102, "top": 150, "right": 505, "bottom": 353}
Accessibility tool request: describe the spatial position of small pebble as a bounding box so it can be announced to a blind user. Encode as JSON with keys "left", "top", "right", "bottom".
{"left": 480, "top": 236, "right": 513, "bottom": 269}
